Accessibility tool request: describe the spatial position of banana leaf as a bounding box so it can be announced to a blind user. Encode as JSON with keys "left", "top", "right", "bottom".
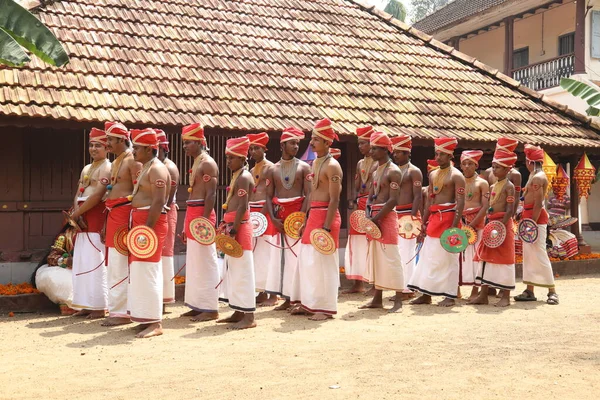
{"left": 560, "top": 77, "right": 600, "bottom": 117}
{"left": 0, "top": 0, "right": 69, "bottom": 67}
{"left": 0, "top": 27, "right": 30, "bottom": 67}
{"left": 384, "top": 0, "right": 407, "bottom": 22}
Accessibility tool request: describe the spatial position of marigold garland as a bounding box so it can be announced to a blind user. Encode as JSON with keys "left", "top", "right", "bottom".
{"left": 515, "top": 253, "right": 600, "bottom": 264}
{"left": 0, "top": 283, "right": 40, "bottom": 296}
{"left": 174, "top": 276, "right": 186, "bottom": 285}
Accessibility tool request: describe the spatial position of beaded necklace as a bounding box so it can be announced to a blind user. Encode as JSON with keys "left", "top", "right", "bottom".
{"left": 488, "top": 178, "right": 507, "bottom": 213}
{"left": 312, "top": 153, "right": 331, "bottom": 190}
{"left": 77, "top": 159, "right": 107, "bottom": 196}
{"left": 465, "top": 175, "right": 477, "bottom": 200}
{"left": 280, "top": 157, "right": 299, "bottom": 190}
{"left": 127, "top": 158, "right": 155, "bottom": 201}
{"left": 373, "top": 159, "right": 392, "bottom": 198}
{"left": 431, "top": 166, "right": 451, "bottom": 196}
{"left": 106, "top": 150, "right": 130, "bottom": 191}
{"left": 222, "top": 167, "right": 244, "bottom": 210}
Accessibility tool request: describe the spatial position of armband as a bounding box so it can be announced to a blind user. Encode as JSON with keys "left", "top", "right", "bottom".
{"left": 100, "top": 177, "right": 109, "bottom": 186}
{"left": 456, "top": 187, "right": 465, "bottom": 196}
{"left": 237, "top": 189, "right": 248, "bottom": 197}
{"left": 202, "top": 174, "right": 211, "bottom": 183}
{"left": 154, "top": 179, "right": 166, "bottom": 188}
{"left": 390, "top": 182, "right": 400, "bottom": 190}
{"left": 331, "top": 175, "right": 341, "bottom": 183}
{"left": 506, "top": 196, "right": 515, "bottom": 203}
{"left": 414, "top": 181, "right": 422, "bottom": 187}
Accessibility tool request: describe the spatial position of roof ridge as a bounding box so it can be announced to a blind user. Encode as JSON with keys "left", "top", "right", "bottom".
{"left": 347, "top": 0, "right": 598, "bottom": 134}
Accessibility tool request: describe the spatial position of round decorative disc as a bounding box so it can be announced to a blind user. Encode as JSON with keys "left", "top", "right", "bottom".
{"left": 462, "top": 226, "right": 478, "bottom": 245}
{"left": 482, "top": 220, "right": 507, "bottom": 249}
{"left": 350, "top": 210, "right": 367, "bottom": 233}
{"left": 440, "top": 228, "right": 469, "bottom": 253}
{"left": 127, "top": 225, "right": 158, "bottom": 259}
{"left": 189, "top": 217, "right": 216, "bottom": 245}
{"left": 310, "top": 228, "right": 336, "bottom": 255}
{"left": 215, "top": 234, "right": 243, "bottom": 258}
{"left": 250, "top": 212, "right": 268, "bottom": 238}
{"left": 361, "top": 218, "right": 382, "bottom": 240}
{"left": 398, "top": 215, "right": 422, "bottom": 239}
{"left": 113, "top": 225, "right": 129, "bottom": 256}
{"left": 284, "top": 212, "right": 306, "bottom": 239}
{"left": 518, "top": 218, "right": 539, "bottom": 244}
{"left": 62, "top": 210, "right": 82, "bottom": 232}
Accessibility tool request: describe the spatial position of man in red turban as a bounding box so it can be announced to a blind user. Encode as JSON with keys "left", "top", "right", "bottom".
{"left": 408, "top": 137, "right": 465, "bottom": 307}
{"left": 217, "top": 136, "right": 257, "bottom": 329}
{"left": 69, "top": 127, "right": 111, "bottom": 319}
{"left": 102, "top": 121, "right": 142, "bottom": 328}
{"left": 127, "top": 128, "right": 171, "bottom": 338}
{"left": 345, "top": 125, "right": 376, "bottom": 294}
{"left": 515, "top": 144, "right": 559, "bottom": 305}
{"left": 470, "top": 148, "right": 517, "bottom": 307}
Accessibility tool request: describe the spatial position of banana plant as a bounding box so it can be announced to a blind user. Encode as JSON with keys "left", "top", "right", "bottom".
{"left": 384, "top": 0, "right": 407, "bottom": 22}
{"left": 0, "top": 0, "right": 69, "bottom": 67}
{"left": 560, "top": 77, "right": 600, "bottom": 117}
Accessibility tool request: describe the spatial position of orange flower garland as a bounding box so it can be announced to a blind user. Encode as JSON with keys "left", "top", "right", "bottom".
{"left": 0, "top": 283, "right": 40, "bottom": 296}
{"left": 174, "top": 276, "right": 186, "bottom": 285}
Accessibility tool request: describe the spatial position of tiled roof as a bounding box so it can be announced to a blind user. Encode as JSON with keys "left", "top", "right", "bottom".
{"left": 413, "top": 0, "right": 509, "bottom": 34}
{"left": 1, "top": 0, "right": 599, "bottom": 147}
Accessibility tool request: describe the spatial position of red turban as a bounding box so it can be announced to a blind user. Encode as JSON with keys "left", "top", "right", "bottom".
{"left": 330, "top": 148, "right": 341, "bottom": 159}
{"left": 247, "top": 132, "right": 269, "bottom": 148}
{"left": 131, "top": 128, "right": 158, "bottom": 150}
{"left": 356, "top": 126, "right": 374, "bottom": 141}
{"left": 181, "top": 123, "right": 206, "bottom": 144}
{"left": 226, "top": 136, "right": 250, "bottom": 158}
{"left": 312, "top": 118, "right": 338, "bottom": 143}
{"left": 460, "top": 150, "right": 483, "bottom": 166}
{"left": 370, "top": 131, "right": 392, "bottom": 152}
{"left": 105, "top": 121, "right": 129, "bottom": 140}
{"left": 434, "top": 137, "right": 458, "bottom": 155}
{"left": 391, "top": 134, "right": 412, "bottom": 152}
{"left": 281, "top": 127, "right": 305, "bottom": 143}
{"left": 427, "top": 159, "right": 439, "bottom": 172}
{"left": 89, "top": 127, "right": 107, "bottom": 145}
{"left": 496, "top": 137, "right": 518, "bottom": 152}
{"left": 524, "top": 144, "right": 544, "bottom": 163}
{"left": 155, "top": 129, "right": 169, "bottom": 152}
{"left": 493, "top": 149, "right": 517, "bottom": 167}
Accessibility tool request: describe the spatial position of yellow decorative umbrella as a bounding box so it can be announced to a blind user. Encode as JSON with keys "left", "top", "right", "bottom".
{"left": 573, "top": 153, "right": 596, "bottom": 199}
{"left": 542, "top": 151, "right": 557, "bottom": 196}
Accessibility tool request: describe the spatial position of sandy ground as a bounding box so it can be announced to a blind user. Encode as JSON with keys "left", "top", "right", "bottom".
{"left": 1, "top": 276, "right": 599, "bottom": 400}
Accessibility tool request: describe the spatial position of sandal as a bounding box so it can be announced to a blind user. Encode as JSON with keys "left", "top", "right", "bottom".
{"left": 514, "top": 289, "right": 537, "bottom": 302}
{"left": 547, "top": 293, "right": 559, "bottom": 305}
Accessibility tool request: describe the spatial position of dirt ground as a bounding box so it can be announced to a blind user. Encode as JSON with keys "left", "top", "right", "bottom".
{"left": 1, "top": 275, "right": 599, "bottom": 400}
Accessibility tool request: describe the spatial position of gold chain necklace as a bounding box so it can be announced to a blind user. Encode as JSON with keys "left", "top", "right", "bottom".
{"left": 280, "top": 157, "right": 299, "bottom": 190}
{"left": 373, "top": 159, "right": 392, "bottom": 197}
{"left": 188, "top": 152, "right": 205, "bottom": 193}
{"left": 312, "top": 153, "right": 331, "bottom": 190}
{"left": 79, "top": 159, "right": 107, "bottom": 195}
{"left": 223, "top": 167, "right": 244, "bottom": 210}
{"left": 108, "top": 150, "right": 131, "bottom": 190}
{"left": 489, "top": 178, "right": 507, "bottom": 208}
{"left": 253, "top": 159, "right": 266, "bottom": 185}
{"left": 128, "top": 158, "right": 155, "bottom": 201}
{"left": 432, "top": 166, "right": 451, "bottom": 195}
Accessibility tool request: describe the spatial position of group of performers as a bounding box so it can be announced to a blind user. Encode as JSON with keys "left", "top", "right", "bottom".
{"left": 34, "top": 118, "right": 559, "bottom": 338}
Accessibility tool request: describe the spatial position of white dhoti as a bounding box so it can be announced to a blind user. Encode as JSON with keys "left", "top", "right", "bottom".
{"left": 128, "top": 260, "right": 163, "bottom": 323}
{"left": 398, "top": 237, "right": 416, "bottom": 292}
{"left": 367, "top": 240, "right": 404, "bottom": 291}
{"left": 344, "top": 234, "right": 369, "bottom": 282}
{"left": 522, "top": 224, "right": 555, "bottom": 288}
{"left": 407, "top": 235, "right": 459, "bottom": 298}
{"left": 217, "top": 256, "right": 227, "bottom": 300}
{"left": 296, "top": 243, "right": 340, "bottom": 315}
{"left": 460, "top": 229, "right": 483, "bottom": 286}
{"left": 253, "top": 235, "right": 282, "bottom": 293}
{"left": 266, "top": 233, "right": 299, "bottom": 296}
{"left": 72, "top": 232, "right": 107, "bottom": 310}
{"left": 185, "top": 240, "right": 220, "bottom": 313}
{"left": 219, "top": 250, "right": 256, "bottom": 312}
{"left": 107, "top": 248, "right": 129, "bottom": 318}
{"left": 476, "top": 263, "right": 515, "bottom": 290}
{"left": 36, "top": 265, "right": 73, "bottom": 306}
{"left": 161, "top": 256, "right": 175, "bottom": 304}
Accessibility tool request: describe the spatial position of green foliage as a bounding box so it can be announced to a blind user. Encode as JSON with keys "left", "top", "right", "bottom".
{"left": 560, "top": 78, "right": 600, "bottom": 117}
{"left": 384, "top": 0, "right": 407, "bottom": 22}
{"left": 0, "top": 0, "right": 69, "bottom": 67}
{"left": 411, "top": 0, "right": 449, "bottom": 22}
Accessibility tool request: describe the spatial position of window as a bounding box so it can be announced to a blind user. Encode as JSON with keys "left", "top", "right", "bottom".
{"left": 559, "top": 32, "right": 575, "bottom": 56}
{"left": 513, "top": 47, "right": 529, "bottom": 69}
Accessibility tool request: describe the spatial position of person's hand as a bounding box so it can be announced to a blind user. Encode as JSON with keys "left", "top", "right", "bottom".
{"left": 100, "top": 228, "right": 106, "bottom": 244}
{"left": 77, "top": 216, "right": 87, "bottom": 230}
{"left": 179, "top": 231, "right": 187, "bottom": 245}
{"left": 272, "top": 218, "right": 284, "bottom": 233}
{"left": 298, "top": 223, "right": 306, "bottom": 238}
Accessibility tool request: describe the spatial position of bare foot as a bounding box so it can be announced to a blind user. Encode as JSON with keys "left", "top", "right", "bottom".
{"left": 488, "top": 287, "right": 497, "bottom": 297}
{"left": 388, "top": 301, "right": 403, "bottom": 313}
{"left": 343, "top": 281, "right": 365, "bottom": 294}
{"left": 358, "top": 301, "right": 383, "bottom": 309}
{"left": 290, "top": 306, "right": 312, "bottom": 316}
{"left": 495, "top": 296, "right": 510, "bottom": 307}
{"left": 468, "top": 292, "right": 489, "bottom": 305}
{"left": 255, "top": 292, "right": 268, "bottom": 304}
{"left": 467, "top": 289, "right": 480, "bottom": 302}
{"left": 364, "top": 287, "right": 376, "bottom": 297}
{"left": 438, "top": 298, "right": 455, "bottom": 307}
{"left": 101, "top": 317, "right": 132, "bottom": 326}
{"left": 190, "top": 312, "right": 219, "bottom": 322}
{"left": 229, "top": 314, "right": 256, "bottom": 330}
{"left": 217, "top": 311, "right": 244, "bottom": 324}
{"left": 180, "top": 310, "right": 201, "bottom": 317}
{"left": 410, "top": 295, "right": 432, "bottom": 305}
{"left": 72, "top": 310, "right": 91, "bottom": 317}
{"left": 457, "top": 287, "right": 462, "bottom": 299}
{"left": 308, "top": 313, "right": 332, "bottom": 321}
{"left": 136, "top": 322, "right": 163, "bottom": 338}
{"left": 258, "top": 295, "right": 278, "bottom": 307}
{"left": 274, "top": 299, "right": 291, "bottom": 311}
{"left": 86, "top": 310, "right": 106, "bottom": 320}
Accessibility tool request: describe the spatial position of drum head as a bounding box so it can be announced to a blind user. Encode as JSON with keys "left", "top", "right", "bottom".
{"left": 398, "top": 215, "right": 422, "bottom": 239}
{"left": 215, "top": 234, "right": 243, "bottom": 258}
{"left": 249, "top": 212, "right": 268, "bottom": 237}
{"left": 284, "top": 212, "right": 306, "bottom": 239}
{"left": 462, "top": 226, "right": 478, "bottom": 245}
{"left": 440, "top": 228, "right": 469, "bottom": 253}
{"left": 310, "top": 229, "right": 336, "bottom": 255}
{"left": 518, "top": 218, "right": 539, "bottom": 244}
{"left": 127, "top": 225, "right": 159, "bottom": 259}
{"left": 189, "top": 217, "right": 216, "bottom": 245}
{"left": 114, "top": 225, "right": 129, "bottom": 256}
{"left": 350, "top": 210, "right": 367, "bottom": 233}
{"left": 482, "top": 220, "right": 507, "bottom": 249}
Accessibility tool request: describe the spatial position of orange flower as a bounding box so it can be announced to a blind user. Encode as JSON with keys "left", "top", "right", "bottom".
{"left": 0, "top": 283, "right": 40, "bottom": 296}
{"left": 339, "top": 267, "right": 345, "bottom": 274}
{"left": 8, "top": 312, "right": 14, "bottom": 317}
{"left": 174, "top": 276, "right": 186, "bottom": 285}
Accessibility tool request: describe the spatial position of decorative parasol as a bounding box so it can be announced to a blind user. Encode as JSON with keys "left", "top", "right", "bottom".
{"left": 574, "top": 153, "right": 596, "bottom": 199}
{"left": 189, "top": 217, "right": 216, "bottom": 245}
{"left": 284, "top": 212, "right": 306, "bottom": 239}
{"left": 127, "top": 225, "right": 159, "bottom": 259}
{"left": 482, "top": 220, "right": 507, "bottom": 249}
{"left": 398, "top": 215, "right": 422, "bottom": 239}
{"left": 310, "top": 228, "right": 336, "bottom": 255}
{"left": 249, "top": 212, "right": 268, "bottom": 238}
{"left": 440, "top": 228, "right": 469, "bottom": 253}
{"left": 552, "top": 165, "right": 569, "bottom": 202}
{"left": 542, "top": 151, "right": 557, "bottom": 194}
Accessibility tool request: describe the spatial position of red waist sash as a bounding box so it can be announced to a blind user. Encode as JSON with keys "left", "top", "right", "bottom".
{"left": 273, "top": 196, "right": 304, "bottom": 221}
{"left": 223, "top": 210, "right": 252, "bottom": 251}
{"left": 130, "top": 209, "right": 168, "bottom": 263}
{"left": 163, "top": 205, "right": 178, "bottom": 256}
{"left": 523, "top": 203, "right": 549, "bottom": 224}
{"left": 476, "top": 212, "right": 515, "bottom": 264}
{"left": 463, "top": 206, "right": 484, "bottom": 230}
{"left": 301, "top": 201, "right": 341, "bottom": 247}
{"left": 105, "top": 197, "right": 132, "bottom": 248}
{"left": 249, "top": 200, "right": 278, "bottom": 236}
{"left": 371, "top": 204, "right": 398, "bottom": 245}
{"left": 78, "top": 200, "right": 105, "bottom": 233}
{"left": 426, "top": 203, "right": 456, "bottom": 238}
